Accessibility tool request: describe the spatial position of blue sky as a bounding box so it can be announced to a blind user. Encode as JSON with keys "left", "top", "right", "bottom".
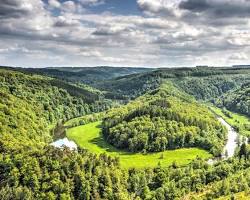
{"left": 88, "top": 0, "right": 140, "bottom": 15}
{"left": 1, "top": 0, "right": 250, "bottom": 67}
{"left": 47, "top": 0, "right": 141, "bottom": 15}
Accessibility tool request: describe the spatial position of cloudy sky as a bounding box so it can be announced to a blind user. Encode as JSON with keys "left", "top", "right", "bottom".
{"left": 1, "top": 0, "right": 250, "bottom": 67}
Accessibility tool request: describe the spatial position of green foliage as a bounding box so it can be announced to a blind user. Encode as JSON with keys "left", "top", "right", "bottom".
{"left": 217, "top": 83, "right": 250, "bottom": 117}
{"left": 103, "top": 83, "right": 226, "bottom": 155}
{"left": 1, "top": 66, "right": 250, "bottom": 199}
{"left": 67, "top": 121, "right": 212, "bottom": 169}
{"left": 0, "top": 147, "right": 130, "bottom": 200}
{"left": 97, "top": 67, "right": 250, "bottom": 100}
{"left": 18, "top": 66, "right": 153, "bottom": 85}
{"left": 64, "top": 112, "right": 106, "bottom": 128}
{"left": 174, "top": 76, "right": 249, "bottom": 100}
{"left": 0, "top": 69, "right": 111, "bottom": 152}
{"left": 210, "top": 106, "right": 250, "bottom": 137}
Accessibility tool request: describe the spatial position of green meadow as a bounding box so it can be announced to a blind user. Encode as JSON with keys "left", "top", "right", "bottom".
{"left": 66, "top": 121, "right": 212, "bottom": 169}
{"left": 209, "top": 106, "right": 250, "bottom": 137}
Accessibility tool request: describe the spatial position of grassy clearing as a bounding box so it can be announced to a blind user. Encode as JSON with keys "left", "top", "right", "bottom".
{"left": 209, "top": 105, "right": 250, "bottom": 137}
{"left": 67, "top": 121, "right": 212, "bottom": 169}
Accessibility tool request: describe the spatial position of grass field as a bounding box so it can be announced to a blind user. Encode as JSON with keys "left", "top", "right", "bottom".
{"left": 209, "top": 106, "right": 250, "bottom": 137}
{"left": 66, "top": 121, "right": 212, "bottom": 169}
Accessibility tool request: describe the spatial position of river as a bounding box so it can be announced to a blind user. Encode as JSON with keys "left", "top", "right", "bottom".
{"left": 218, "top": 117, "right": 238, "bottom": 158}
{"left": 51, "top": 138, "right": 77, "bottom": 151}
{"left": 51, "top": 117, "right": 242, "bottom": 160}
{"left": 208, "top": 117, "right": 242, "bottom": 164}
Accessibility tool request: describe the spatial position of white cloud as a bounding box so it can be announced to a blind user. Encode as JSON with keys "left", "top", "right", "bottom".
{"left": 79, "top": 50, "right": 103, "bottom": 57}
{"left": 1, "top": 0, "right": 250, "bottom": 67}
{"left": 137, "top": 0, "right": 182, "bottom": 17}
{"left": 48, "top": 0, "right": 61, "bottom": 8}
{"left": 79, "top": 0, "right": 105, "bottom": 6}
{"left": 54, "top": 16, "right": 80, "bottom": 27}
{"left": 62, "top": 1, "right": 77, "bottom": 13}
{"left": 229, "top": 53, "right": 248, "bottom": 60}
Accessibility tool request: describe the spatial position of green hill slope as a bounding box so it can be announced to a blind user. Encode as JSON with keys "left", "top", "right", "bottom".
{"left": 0, "top": 68, "right": 109, "bottom": 152}
{"left": 95, "top": 67, "right": 250, "bottom": 100}
{"left": 103, "top": 82, "right": 226, "bottom": 156}
{"left": 218, "top": 83, "right": 250, "bottom": 117}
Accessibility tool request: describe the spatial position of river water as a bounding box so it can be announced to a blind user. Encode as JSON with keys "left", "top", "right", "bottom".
{"left": 51, "top": 138, "right": 77, "bottom": 151}
{"left": 218, "top": 117, "right": 238, "bottom": 158}
{"left": 208, "top": 117, "right": 241, "bottom": 164}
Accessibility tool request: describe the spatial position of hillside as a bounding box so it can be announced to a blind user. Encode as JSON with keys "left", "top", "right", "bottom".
{"left": 218, "top": 83, "right": 250, "bottom": 117}
{"left": 12, "top": 66, "right": 250, "bottom": 101}
{"left": 102, "top": 82, "right": 226, "bottom": 156}
{"left": 0, "top": 68, "right": 110, "bottom": 152}
{"left": 95, "top": 67, "right": 250, "bottom": 100}
{"left": 1, "top": 67, "right": 250, "bottom": 199}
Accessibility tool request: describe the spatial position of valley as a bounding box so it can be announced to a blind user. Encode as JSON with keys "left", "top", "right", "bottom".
{"left": 54, "top": 107, "right": 241, "bottom": 168}
{"left": 3, "top": 0, "right": 250, "bottom": 198}
{"left": 1, "top": 66, "right": 250, "bottom": 199}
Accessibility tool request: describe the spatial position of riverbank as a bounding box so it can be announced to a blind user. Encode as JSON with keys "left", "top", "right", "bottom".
{"left": 207, "top": 105, "right": 250, "bottom": 164}
{"left": 209, "top": 106, "right": 250, "bottom": 137}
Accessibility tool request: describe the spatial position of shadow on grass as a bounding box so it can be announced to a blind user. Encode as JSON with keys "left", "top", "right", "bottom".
{"left": 88, "top": 124, "right": 134, "bottom": 155}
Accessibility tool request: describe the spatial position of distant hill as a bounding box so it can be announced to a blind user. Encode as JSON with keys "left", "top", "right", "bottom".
{"left": 15, "top": 66, "right": 155, "bottom": 85}
{"left": 233, "top": 65, "right": 250, "bottom": 68}
{"left": 95, "top": 67, "right": 250, "bottom": 100}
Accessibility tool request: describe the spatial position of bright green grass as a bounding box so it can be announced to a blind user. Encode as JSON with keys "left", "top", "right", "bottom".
{"left": 67, "top": 121, "right": 212, "bottom": 169}
{"left": 209, "top": 105, "right": 250, "bottom": 136}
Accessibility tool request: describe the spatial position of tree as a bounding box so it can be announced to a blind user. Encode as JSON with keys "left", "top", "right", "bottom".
{"left": 239, "top": 143, "right": 247, "bottom": 159}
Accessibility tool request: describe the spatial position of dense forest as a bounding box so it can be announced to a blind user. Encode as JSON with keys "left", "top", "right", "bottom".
{"left": 0, "top": 68, "right": 112, "bottom": 152}
{"left": 96, "top": 67, "right": 250, "bottom": 100}
{"left": 217, "top": 83, "right": 250, "bottom": 117}
{"left": 174, "top": 75, "right": 250, "bottom": 101}
{"left": 102, "top": 83, "right": 226, "bottom": 155}
{"left": 2, "top": 147, "right": 250, "bottom": 199}
{"left": 17, "top": 67, "right": 153, "bottom": 86}
{"left": 1, "top": 66, "right": 250, "bottom": 199}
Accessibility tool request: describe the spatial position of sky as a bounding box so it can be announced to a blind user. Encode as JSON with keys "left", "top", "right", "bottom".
{"left": 1, "top": 0, "right": 250, "bottom": 67}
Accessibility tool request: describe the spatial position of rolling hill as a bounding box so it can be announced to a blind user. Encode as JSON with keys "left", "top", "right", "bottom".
{"left": 1, "top": 66, "right": 250, "bottom": 199}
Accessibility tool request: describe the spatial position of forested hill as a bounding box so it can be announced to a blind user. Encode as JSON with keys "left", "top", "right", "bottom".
{"left": 217, "top": 83, "right": 250, "bottom": 117}
{"left": 103, "top": 82, "right": 226, "bottom": 156}
{"left": 7, "top": 66, "right": 250, "bottom": 101}
{"left": 15, "top": 66, "right": 154, "bottom": 85}
{"left": 0, "top": 68, "right": 111, "bottom": 152}
{"left": 94, "top": 67, "right": 250, "bottom": 100}
{"left": 1, "top": 66, "right": 250, "bottom": 199}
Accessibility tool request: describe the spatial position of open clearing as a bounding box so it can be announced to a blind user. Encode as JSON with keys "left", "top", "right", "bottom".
{"left": 67, "top": 121, "right": 212, "bottom": 169}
